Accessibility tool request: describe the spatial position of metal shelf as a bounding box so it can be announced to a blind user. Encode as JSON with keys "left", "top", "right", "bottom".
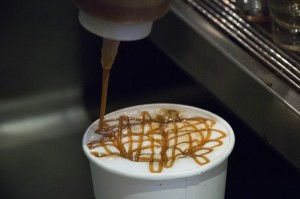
{"left": 150, "top": 0, "right": 300, "bottom": 170}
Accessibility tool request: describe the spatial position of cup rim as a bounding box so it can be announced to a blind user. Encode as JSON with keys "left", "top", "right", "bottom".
{"left": 82, "top": 103, "right": 235, "bottom": 180}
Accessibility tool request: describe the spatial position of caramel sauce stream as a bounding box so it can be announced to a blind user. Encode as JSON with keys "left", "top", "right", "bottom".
{"left": 88, "top": 110, "right": 227, "bottom": 173}
{"left": 99, "top": 39, "right": 120, "bottom": 128}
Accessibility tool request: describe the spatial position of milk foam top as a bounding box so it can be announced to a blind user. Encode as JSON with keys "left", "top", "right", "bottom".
{"left": 83, "top": 104, "right": 235, "bottom": 180}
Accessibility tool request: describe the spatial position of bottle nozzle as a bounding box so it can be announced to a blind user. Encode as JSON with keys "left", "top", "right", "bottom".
{"left": 101, "top": 39, "right": 120, "bottom": 70}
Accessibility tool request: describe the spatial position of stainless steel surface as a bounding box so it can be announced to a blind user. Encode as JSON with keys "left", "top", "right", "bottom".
{"left": 190, "top": 0, "right": 300, "bottom": 92}
{"left": 0, "top": 1, "right": 94, "bottom": 198}
{"left": 150, "top": 0, "right": 300, "bottom": 169}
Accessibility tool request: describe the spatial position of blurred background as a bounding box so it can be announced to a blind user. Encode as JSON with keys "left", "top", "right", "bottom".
{"left": 0, "top": 1, "right": 299, "bottom": 199}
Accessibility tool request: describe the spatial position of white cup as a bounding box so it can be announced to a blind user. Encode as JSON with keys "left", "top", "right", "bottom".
{"left": 83, "top": 104, "right": 235, "bottom": 199}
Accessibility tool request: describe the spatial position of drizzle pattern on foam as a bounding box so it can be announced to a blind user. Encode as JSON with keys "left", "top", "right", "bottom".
{"left": 87, "top": 109, "right": 227, "bottom": 173}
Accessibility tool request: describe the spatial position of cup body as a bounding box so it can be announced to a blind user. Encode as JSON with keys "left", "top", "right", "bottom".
{"left": 89, "top": 159, "right": 228, "bottom": 199}
{"left": 82, "top": 104, "right": 235, "bottom": 199}
{"left": 269, "top": 0, "right": 300, "bottom": 51}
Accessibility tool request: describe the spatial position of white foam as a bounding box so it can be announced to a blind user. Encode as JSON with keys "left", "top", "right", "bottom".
{"left": 83, "top": 104, "right": 235, "bottom": 179}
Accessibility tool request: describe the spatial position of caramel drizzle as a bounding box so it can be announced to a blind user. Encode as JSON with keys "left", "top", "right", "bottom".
{"left": 88, "top": 110, "right": 227, "bottom": 173}
{"left": 99, "top": 39, "right": 120, "bottom": 128}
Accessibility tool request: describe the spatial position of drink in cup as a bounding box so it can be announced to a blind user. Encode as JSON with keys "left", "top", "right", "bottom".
{"left": 82, "top": 104, "right": 235, "bottom": 199}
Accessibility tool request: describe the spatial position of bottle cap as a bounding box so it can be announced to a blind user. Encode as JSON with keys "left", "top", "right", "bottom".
{"left": 79, "top": 11, "right": 153, "bottom": 41}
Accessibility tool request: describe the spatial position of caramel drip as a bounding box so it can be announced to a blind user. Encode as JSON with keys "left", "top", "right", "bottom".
{"left": 99, "top": 68, "right": 110, "bottom": 129}
{"left": 88, "top": 110, "right": 227, "bottom": 173}
{"left": 99, "top": 39, "right": 120, "bottom": 128}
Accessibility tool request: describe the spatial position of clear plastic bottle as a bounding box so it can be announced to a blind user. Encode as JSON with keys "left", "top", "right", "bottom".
{"left": 236, "top": 0, "right": 270, "bottom": 23}
{"left": 72, "top": 0, "right": 170, "bottom": 40}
